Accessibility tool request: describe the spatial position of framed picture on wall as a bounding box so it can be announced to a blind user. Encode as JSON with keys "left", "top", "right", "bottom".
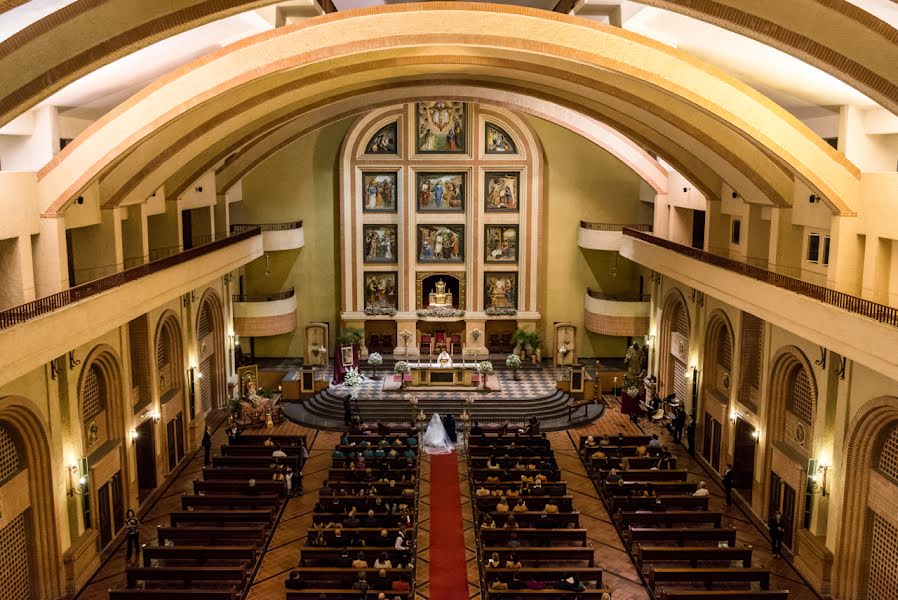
{"left": 416, "top": 101, "right": 466, "bottom": 153}
{"left": 484, "top": 172, "right": 520, "bottom": 212}
{"left": 362, "top": 224, "right": 398, "bottom": 263}
{"left": 362, "top": 172, "right": 398, "bottom": 212}
{"left": 365, "top": 122, "right": 398, "bottom": 155}
{"left": 364, "top": 271, "right": 398, "bottom": 310}
{"left": 416, "top": 172, "right": 465, "bottom": 212}
{"left": 484, "top": 272, "right": 518, "bottom": 310}
{"left": 484, "top": 225, "right": 518, "bottom": 264}
{"left": 417, "top": 224, "right": 464, "bottom": 263}
{"left": 485, "top": 122, "right": 518, "bottom": 154}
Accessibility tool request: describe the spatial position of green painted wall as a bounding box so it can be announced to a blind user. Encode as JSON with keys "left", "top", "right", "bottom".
{"left": 525, "top": 115, "right": 651, "bottom": 359}
{"left": 235, "top": 118, "right": 353, "bottom": 356}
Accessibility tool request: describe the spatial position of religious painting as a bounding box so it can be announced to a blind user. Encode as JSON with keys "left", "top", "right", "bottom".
{"left": 417, "top": 224, "right": 464, "bottom": 263}
{"left": 416, "top": 172, "right": 465, "bottom": 212}
{"left": 362, "top": 172, "right": 398, "bottom": 212}
{"left": 365, "top": 122, "right": 397, "bottom": 154}
{"left": 237, "top": 365, "right": 260, "bottom": 402}
{"left": 484, "top": 172, "right": 520, "bottom": 212}
{"left": 485, "top": 122, "right": 517, "bottom": 154}
{"left": 363, "top": 225, "right": 398, "bottom": 263}
{"left": 340, "top": 345, "right": 355, "bottom": 368}
{"left": 364, "top": 271, "right": 398, "bottom": 310}
{"left": 484, "top": 225, "right": 518, "bottom": 264}
{"left": 416, "top": 101, "right": 466, "bottom": 153}
{"left": 484, "top": 272, "right": 518, "bottom": 310}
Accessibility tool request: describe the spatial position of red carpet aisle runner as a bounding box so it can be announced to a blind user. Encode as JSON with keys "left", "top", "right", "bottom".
{"left": 429, "top": 452, "right": 469, "bottom": 600}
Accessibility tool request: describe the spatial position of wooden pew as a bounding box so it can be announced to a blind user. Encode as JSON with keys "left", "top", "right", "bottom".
{"left": 608, "top": 481, "right": 698, "bottom": 495}
{"left": 193, "top": 480, "right": 284, "bottom": 496}
{"left": 202, "top": 467, "right": 277, "bottom": 480}
{"left": 231, "top": 434, "right": 306, "bottom": 445}
{"left": 470, "top": 468, "right": 561, "bottom": 482}
{"left": 156, "top": 526, "right": 265, "bottom": 546}
{"left": 637, "top": 545, "right": 753, "bottom": 569}
{"left": 287, "top": 592, "right": 410, "bottom": 600}
{"left": 627, "top": 527, "right": 738, "bottom": 547}
{"left": 484, "top": 566, "right": 602, "bottom": 583}
{"left": 479, "top": 528, "right": 588, "bottom": 546}
{"left": 648, "top": 568, "right": 770, "bottom": 590}
{"left": 618, "top": 511, "right": 723, "bottom": 528}
{"left": 598, "top": 469, "right": 688, "bottom": 482}
{"left": 125, "top": 566, "right": 246, "bottom": 589}
{"left": 488, "top": 590, "right": 612, "bottom": 598}
{"left": 579, "top": 435, "right": 651, "bottom": 448}
{"left": 485, "top": 511, "right": 581, "bottom": 527}
{"left": 591, "top": 456, "right": 678, "bottom": 470}
{"left": 169, "top": 510, "right": 273, "bottom": 527}
{"left": 288, "top": 567, "right": 413, "bottom": 585}
{"left": 110, "top": 591, "right": 235, "bottom": 600}
{"left": 212, "top": 455, "right": 298, "bottom": 469}
{"left": 658, "top": 592, "right": 789, "bottom": 600}
{"left": 475, "top": 481, "right": 567, "bottom": 494}
{"left": 221, "top": 445, "right": 306, "bottom": 457}
{"left": 476, "top": 495, "right": 575, "bottom": 511}
{"left": 610, "top": 495, "right": 710, "bottom": 512}
{"left": 298, "top": 547, "right": 411, "bottom": 566}
{"left": 312, "top": 513, "right": 414, "bottom": 528}
{"left": 483, "top": 546, "right": 595, "bottom": 565}
{"left": 141, "top": 545, "right": 257, "bottom": 568}
{"left": 181, "top": 494, "right": 280, "bottom": 511}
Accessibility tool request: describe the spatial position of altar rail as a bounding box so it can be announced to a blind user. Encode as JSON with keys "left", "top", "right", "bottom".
{"left": 232, "top": 289, "right": 295, "bottom": 303}
{"left": 0, "top": 228, "right": 260, "bottom": 331}
{"left": 580, "top": 222, "right": 652, "bottom": 232}
{"left": 587, "top": 289, "right": 651, "bottom": 302}
{"left": 623, "top": 227, "right": 898, "bottom": 327}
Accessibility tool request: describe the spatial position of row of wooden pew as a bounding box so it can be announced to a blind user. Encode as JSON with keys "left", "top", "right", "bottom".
{"left": 580, "top": 434, "right": 791, "bottom": 600}
{"left": 285, "top": 425, "right": 420, "bottom": 600}
{"left": 469, "top": 431, "right": 612, "bottom": 598}
{"left": 110, "top": 433, "right": 307, "bottom": 600}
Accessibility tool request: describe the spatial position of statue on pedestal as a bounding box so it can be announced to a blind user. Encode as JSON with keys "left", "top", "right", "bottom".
{"left": 428, "top": 279, "right": 453, "bottom": 308}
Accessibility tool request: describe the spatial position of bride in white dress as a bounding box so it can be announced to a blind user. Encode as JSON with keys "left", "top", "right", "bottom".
{"left": 422, "top": 413, "right": 455, "bottom": 455}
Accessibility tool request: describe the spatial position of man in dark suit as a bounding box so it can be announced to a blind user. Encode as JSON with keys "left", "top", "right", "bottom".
{"left": 443, "top": 414, "right": 457, "bottom": 444}
{"left": 723, "top": 464, "right": 735, "bottom": 507}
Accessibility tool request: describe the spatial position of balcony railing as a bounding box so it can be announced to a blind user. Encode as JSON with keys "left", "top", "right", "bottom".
{"left": 580, "top": 222, "right": 652, "bottom": 232}
{"left": 623, "top": 228, "right": 898, "bottom": 327}
{"left": 232, "top": 289, "right": 295, "bottom": 303}
{"left": 586, "top": 288, "right": 651, "bottom": 302}
{"left": 0, "top": 228, "right": 261, "bottom": 331}
{"left": 231, "top": 221, "right": 303, "bottom": 232}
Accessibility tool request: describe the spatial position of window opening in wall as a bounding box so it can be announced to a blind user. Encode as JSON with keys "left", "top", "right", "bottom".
{"left": 823, "top": 137, "right": 838, "bottom": 150}
{"left": 60, "top": 138, "right": 73, "bottom": 151}
{"left": 804, "top": 458, "right": 816, "bottom": 528}
{"left": 807, "top": 233, "right": 821, "bottom": 263}
{"left": 822, "top": 236, "right": 830, "bottom": 266}
{"left": 731, "top": 219, "right": 741, "bottom": 245}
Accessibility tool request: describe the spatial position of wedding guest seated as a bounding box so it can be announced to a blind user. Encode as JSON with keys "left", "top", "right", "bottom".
{"left": 487, "top": 552, "right": 502, "bottom": 568}
{"left": 503, "top": 515, "right": 519, "bottom": 529}
{"left": 391, "top": 574, "right": 410, "bottom": 593}
{"left": 336, "top": 548, "right": 352, "bottom": 567}
{"left": 272, "top": 444, "right": 287, "bottom": 459}
{"left": 320, "top": 480, "right": 333, "bottom": 496}
{"left": 487, "top": 455, "right": 501, "bottom": 470}
{"left": 512, "top": 498, "right": 528, "bottom": 512}
{"left": 508, "top": 532, "right": 521, "bottom": 548}
{"left": 694, "top": 481, "right": 710, "bottom": 496}
{"left": 496, "top": 496, "right": 510, "bottom": 512}
{"left": 544, "top": 501, "right": 559, "bottom": 514}
{"left": 284, "top": 571, "right": 304, "bottom": 589}
{"left": 505, "top": 553, "right": 522, "bottom": 569}
{"left": 352, "top": 551, "right": 369, "bottom": 569}
{"left": 471, "top": 423, "right": 484, "bottom": 436}
{"left": 482, "top": 515, "right": 497, "bottom": 528}
{"left": 605, "top": 468, "right": 623, "bottom": 484}
{"left": 490, "top": 579, "right": 509, "bottom": 591}
{"left": 353, "top": 571, "right": 369, "bottom": 592}
{"left": 475, "top": 485, "right": 491, "bottom": 497}
{"left": 584, "top": 435, "right": 598, "bottom": 448}
{"left": 374, "top": 552, "right": 393, "bottom": 569}
{"left": 263, "top": 437, "right": 274, "bottom": 447}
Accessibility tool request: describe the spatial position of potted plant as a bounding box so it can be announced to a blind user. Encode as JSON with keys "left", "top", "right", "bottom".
{"left": 477, "top": 361, "right": 494, "bottom": 388}
{"left": 526, "top": 331, "right": 541, "bottom": 365}
{"left": 512, "top": 328, "right": 530, "bottom": 357}
{"left": 336, "top": 328, "right": 365, "bottom": 346}
{"left": 394, "top": 361, "right": 411, "bottom": 389}
{"left": 368, "top": 352, "right": 383, "bottom": 380}
{"left": 506, "top": 353, "right": 522, "bottom": 380}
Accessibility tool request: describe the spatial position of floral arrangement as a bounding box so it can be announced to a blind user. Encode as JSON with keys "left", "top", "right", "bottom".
{"left": 365, "top": 306, "right": 396, "bottom": 316}
{"left": 344, "top": 367, "right": 363, "bottom": 387}
{"left": 486, "top": 307, "right": 517, "bottom": 316}
{"left": 416, "top": 307, "right": 465, "bottom": 318}
{"left": 470, "top": 328, "right": 483, "bottom": 342}
{"left": 477, "top": 361, "right": 494, "bottom": 376}
{"left": 400, "top": 330, "right": 413, "bottom": 342}
{"left": 394, "top": 361, "right": 412, "bottom": 375}
{"left": 367, "top": 352, "right": 383, "bottom": 366}
{"left": 506, "top": 353, "right": 522, "bottom": 369}
{"left": 624, "top": 385, "right": 641, "bottom": 398}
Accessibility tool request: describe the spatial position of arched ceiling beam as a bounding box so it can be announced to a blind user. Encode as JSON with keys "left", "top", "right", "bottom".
{"left": 36, "top": 5, "right": 860, "bottom": 219}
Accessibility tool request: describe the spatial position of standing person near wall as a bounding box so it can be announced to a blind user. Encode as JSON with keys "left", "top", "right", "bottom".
{"left": 125, "top": 509, "right": 141, "bottom": 563}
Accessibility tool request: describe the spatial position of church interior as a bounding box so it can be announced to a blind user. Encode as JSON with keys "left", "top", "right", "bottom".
{"left": 0, "top": 1, "right": 896, "bottom": 599}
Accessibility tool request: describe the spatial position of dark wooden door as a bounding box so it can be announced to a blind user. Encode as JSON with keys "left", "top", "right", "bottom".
{"left": 782, "top": 483, "right": 796, "bottom": 550}
{"left": 166, "top": 419, "right": 177, "bottom": 471}
{"left": 702, "top": 413, "right": 713, "bottom": 463}
{"left": 733, "top": 418, "right": 757, "bottom": 489}
{"left": 692, "top": 210, "right": 706, "bottom": 249}
{"left": 111, "top": 471, "right": 124, "bottom": 532}
{"left": 769, "top": 471, "right": 782, "bottom": 521}
{"left": 175, "top": 413, "right": 185, "bottom": 462}
{"left": 181, "top": 210, "right": 193, "bottom": 250}
{"left": 97, "top": 480, "right": 112, "bottom": 548}
{"left": 135, "top": 419, "right": 157, "bottom": 500}
{"left": 710, "top": 418, "right": 721, "bottom": 470}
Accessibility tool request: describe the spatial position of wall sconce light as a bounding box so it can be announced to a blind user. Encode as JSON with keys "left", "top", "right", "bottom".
{"left": 195, "top": 186, "right": 203, "bottom": 193}
{"left": 683, "top": 187, "right": 690, "bottom": 193}
{"left": 752, "top": 429, "right": 761, "bottom": 442}
{"left": 67, "top": 462, "right": 87, "bottom": 496}
{"left": 130, "top": 430, "right": 139, "bottom": 441}
{"left": 68, "top": 350, "right": 81, "bottom": 370}
{"left": 731, "top": 191, "right": 738, "bottom": 199}
{"left": 730, "top": 410, "right": 738, "bottom": 424}
{"left": 809, "top": 194, "right": 820, "bottom": 204}
{"left": 76, "top": 196, "right": 84, "bottom": 205}
{"left": 151, "top": 410, "right": 160, "bottom": 423}
{"left": 812, "top": 462, "right": 830, "bottom": 496}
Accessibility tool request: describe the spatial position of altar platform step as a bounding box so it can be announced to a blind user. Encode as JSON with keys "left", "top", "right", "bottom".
{"left": 281, "top": 388, "right": 604, "bottom": 432}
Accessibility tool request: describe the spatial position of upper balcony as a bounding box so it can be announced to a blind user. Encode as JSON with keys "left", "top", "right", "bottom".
{"left": 232, "top": 289, "right": 297, "bottom": 337}
{"left": 231, "top": 221, "right": 303, "bottom": 252}
{"left": 620, "top": 228, "right": 898, "bottom": 381}
{"left": 584, "top": 288, "right": 651, "bottom": 337}
{"left": 578, "top": 222, "right": 652, "bottom": 251}
{"left": 0, "top": 228, "right": 263, "bottom": 388}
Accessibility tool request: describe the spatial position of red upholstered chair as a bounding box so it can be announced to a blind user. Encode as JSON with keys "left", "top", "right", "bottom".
{"left": 420, "top": 334, "right": 433, "bottom": 355}
{"left": 382, "top": 334, "right": 393, "bottom": 349}
{"left": 434, "top": 330, "right": 447, "bottom": 352}
{"left": 369, "top": 334, "right": 381, "bottom": 350}
{"left": 450, "top": 334, "right": 462, "bottom": 354}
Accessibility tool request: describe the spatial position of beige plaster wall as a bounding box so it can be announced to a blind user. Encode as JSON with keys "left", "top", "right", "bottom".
{"left": 526, "top": 115, "right": 650, "bottom": 358}
{"left": 236, "top": 118, "right": 352, "bottom": 357}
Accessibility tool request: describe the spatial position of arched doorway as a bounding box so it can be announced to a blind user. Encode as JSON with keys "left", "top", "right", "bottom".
{"left": 196, "top": 289, "right": 226, "bottom": 416}
{"left": 0, "top": 399, "right": 62, "bottom": 599}
{"left": 833, "top": 397, "right": 898, "bottom": 600}
{"left": 156, "top": 312, "right": 187, "bottom": 472}
{"left": 658, "top": 289, "right": 690, "bottom": 405}
{"left": 763, "top": 346, "right": 817, "bottom": 555}
{"left": 700, "top": 311, "right": 733, "bottom": 473}
{"left": 78, "top": 346, "right": 127, "bottom": 551}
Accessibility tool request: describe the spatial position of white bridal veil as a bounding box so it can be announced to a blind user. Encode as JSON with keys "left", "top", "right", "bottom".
{"left": 423, "top": 413, "right": 455, "bottom": 455}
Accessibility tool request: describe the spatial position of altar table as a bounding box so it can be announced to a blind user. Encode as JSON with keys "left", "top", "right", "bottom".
{"left": 409, "top": 364, "right": 475, "bottom": 387}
